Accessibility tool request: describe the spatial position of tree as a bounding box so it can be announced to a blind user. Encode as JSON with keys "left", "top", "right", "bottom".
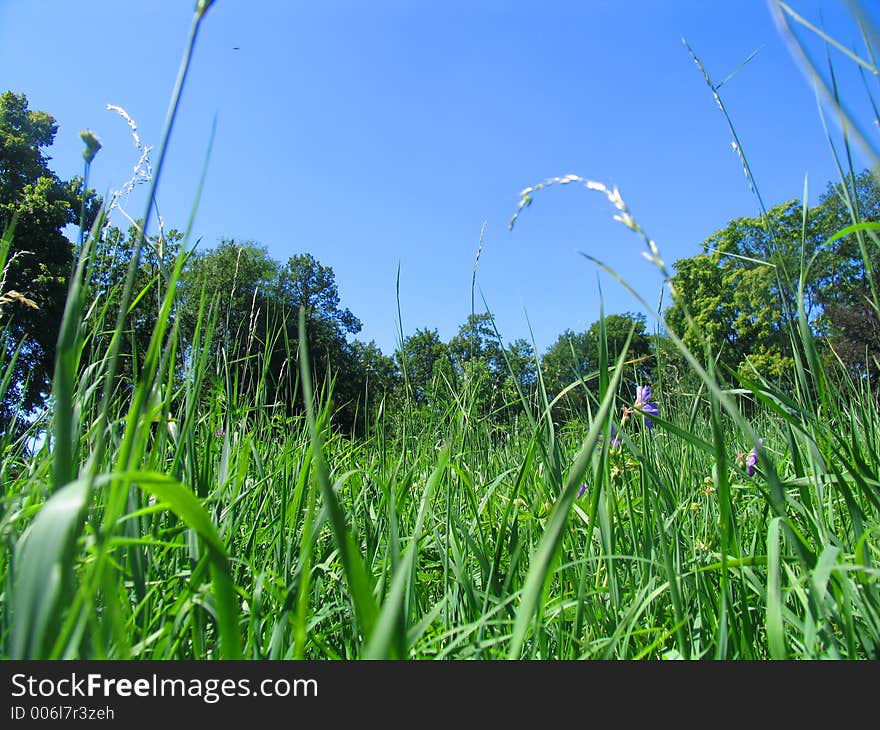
{"left": 663, "top": 169, "right": 880, "bottom": 383}
{"left": 178, "top": 238, "right": 280, "bottom": 399}
{"left": 448, "top": 313, "right": 503, "bottom": 370}
{"left": 665, "top": 249, "right": 796, "bottom": 382}
{"left": 503, "top": 337, "right": 538, "bottom": 391}
{"left": 84, "top": 222, "right": 184, "bottom": 386}
{"left": 395, "top": 327, "right": 449, "bottom": 406}
{"left": 822, "top": 297, "right": 880, "bottom": 380}
{"left": 541, "top": 313, "right": 653, "bottom": 420}
{"left": 812, "top": 169, "right": 880, "bottom": 380}
{"left": 178, "top": 241, "right": 370, "bottom": 430}
{"left": 277, "top": 253, "right": 361, "bottom": 337}
{"left": 447, "top": 313, "right": 506, "bottom": 411}
{"left": 345, "top": 338, "right": 400, "bottom": 428}
{"left": 664, "top": 201, "right": 807, "bottom": 381}
{"left": 583, "top": 312, "right": 653, "bottom": 392}
{"left": 0, "top": 91, "right": 98, "bottom": 426}
{"left": 277, "top": 253, "right": 364, "bottom": 430}
{"left": 541, "top": 328, "right": 593, "bottom": 418}
{"left": 814, "top": 168, "right": 880, "bottom": 308}
{"left": 277, "top": 253, "right": 361, "bottom": 396}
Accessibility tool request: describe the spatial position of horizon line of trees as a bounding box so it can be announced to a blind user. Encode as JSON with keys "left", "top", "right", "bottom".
{"left": 2, "top": 90, "right": 879, "bottom": 439}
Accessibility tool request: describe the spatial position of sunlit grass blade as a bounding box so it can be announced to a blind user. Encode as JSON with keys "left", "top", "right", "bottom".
{"left": 365, "top": 446, "right": 449, "bottom": 659}
{"left": 51, "top": 203, "right": 105, "bottom": 493}
{"left": 10, "top": 478, "right": 90, "bottom": 658}
{"left": 507, "top": 328, "right": 633, "bottom": 659}
{"left": 297, "top": 306, "right": 378, "bottom": 645}
{"left": 122, "top": 470, "right": 242, "bottom": 659}
{"left": 769, "top": 0, "right": 880, "bottom": 168}
{"left": 766, "top": 516, "right": 787, "bottom": 659}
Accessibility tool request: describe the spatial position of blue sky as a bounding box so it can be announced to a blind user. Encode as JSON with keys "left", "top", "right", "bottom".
{"left": 1, "top": 1, "right": 878, "bottom": 357}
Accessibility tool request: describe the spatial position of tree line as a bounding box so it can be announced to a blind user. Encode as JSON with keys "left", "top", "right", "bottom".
{"left": 2, "top": 90, "right": 878, "bottom": 438}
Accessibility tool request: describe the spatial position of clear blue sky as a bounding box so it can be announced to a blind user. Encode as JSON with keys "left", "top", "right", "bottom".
{"left": 1, "top": 1, "right": 877, "bottom": 357}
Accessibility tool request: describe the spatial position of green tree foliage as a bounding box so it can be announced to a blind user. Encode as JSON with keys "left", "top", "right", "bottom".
{"left": 541, "top": 313, "right": 653, "bottom": 419}
{"left": 346, "top": 339, "right": 400, "bottom": 426}
{"left": 278, "top": 253, "right": 361, "bottom": 335}
{"left": 665, "top": 247, "right": 795, "bottom": 381}
{"left": 278, "top": 252, "right": 362, "bottom": 392}
{"left": 395, "top": 327, "right": 449, "bottom": 407}
{"left": 178, "top": 240, "right": 378, "bottom": 432}
{"left": 541, "top": 329, "right": 591, "bottom": 400}
{"left": 664, "top": 168, "right": 880, "bottom": 383}
{"left": 822, "top": 296, "right": 880, "bottom": 378}
{"left": 586, "top": 313, "right": 653, "bottom": 389}
{"left": 85, "top": 222, "right": 184, "bottom": 385}
{"left": 502, "top": 337, "right": 538, "bottom": 407}
{"left": 813, "top": 169, "right": 880, "bottom": 379}
{"left": 814, "top": 169, "right": 880, "bottom": 303}
{"left": 664, "top": 203, "right": 804, "bottom": 381}
{"left": 0, "top": 91, "right": 98, "bottom": 425}
{"left": 396, "top": 318, "right": 539, "bottom": 425}
{"left": 448, "top": 313, "right": 503, "bottom": 370}
{"left": 446, "top": 313, "right": 507, "bottom": 414}
{"left": 178, "top": 238, "right": 279, "bottom": 399}
{"left": 278, "top": 253, "right": 372, "bottom": 433}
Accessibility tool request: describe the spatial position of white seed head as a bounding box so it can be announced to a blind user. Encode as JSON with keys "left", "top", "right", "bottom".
{"left": 613, "top": 212, "right": 637, "bottom": 230}
{"left": 607, "top": 186, "right": 627, "bottom": 211}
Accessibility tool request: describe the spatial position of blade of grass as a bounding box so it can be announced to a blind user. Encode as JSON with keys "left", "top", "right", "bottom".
{"left": 507, "top": 327, "right": 633, "bottom": 659}
{"left": 298, "top": 306, "right": 378, "bottom": 644}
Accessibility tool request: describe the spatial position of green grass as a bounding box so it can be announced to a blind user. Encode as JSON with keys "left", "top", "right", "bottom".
{"left": 1, "top": 0, "right": 879, "bottom": 660}
{"left": 2, "top": 295, "right": 877, "bottom": 659}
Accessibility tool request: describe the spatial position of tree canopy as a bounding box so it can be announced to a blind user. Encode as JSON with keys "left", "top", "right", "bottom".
{"left": 0, "top": 91, "right": 98, "bottom": 426}
{"left": 4, "top": 88, "right": 879, "bottom": 441}
{"left": 541, "top": 312, "right": 653, "bottom": 419}
{"left": 664, "top": 169, "right": 880, "bottom": 382}
{"left": 178, "top": 240, "right": 376, "bottom": 432}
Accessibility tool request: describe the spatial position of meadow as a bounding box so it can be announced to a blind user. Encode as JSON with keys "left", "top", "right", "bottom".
{"left": 1, "top": 1, "right": 879, "bottom": 660}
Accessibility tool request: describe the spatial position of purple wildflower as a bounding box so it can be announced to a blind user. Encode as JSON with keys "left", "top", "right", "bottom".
{"left": 746, "top": 438, "right": 763, "bottom": 477}
{"left": 634, "top": 385, "right": 659, "bottom": 428}
{"left": 598, "top": 424, "right": 621, "bottom": 451}
{"left": 214, "top": 428, "right": 226, "bottom": 438}
{"left": 610, "top": 427, "right": 621, "bottom": 448}
{"left": 577, "top": 483, "right": 587, "bottom": 498}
